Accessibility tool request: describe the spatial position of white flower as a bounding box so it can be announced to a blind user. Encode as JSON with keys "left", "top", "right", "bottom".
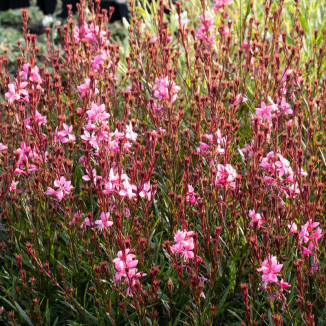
{"left": 42, "top": 15, "right": 54, "bottom": 27}
{"left": 174, "top": 11, "right": 190, "bottom": 28}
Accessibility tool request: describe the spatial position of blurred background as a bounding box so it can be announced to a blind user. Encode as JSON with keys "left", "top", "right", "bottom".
{"left": 0, "top": 0, "right": 129, "bottom": 20}
{"left": 0, "top": 0, "right": 129, "bottom": 70}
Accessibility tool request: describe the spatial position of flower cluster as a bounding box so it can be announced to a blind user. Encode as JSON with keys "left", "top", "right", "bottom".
{"left": 260, "top": 151, "right": 307, "bottom": 198}
{"left": 299, "top": 221, "right": 322, "bottom": 256}
{"left": 214, "top": 164, "right": 237, "bottom": 189}
{"left": 257, "top": 256, "right": 290, "bottom": 291}
{"left": 113, "top": 249, "right": 146, "bottom": 296}
{"left": 171, "top": 230, "right": 195, "bottom": 260}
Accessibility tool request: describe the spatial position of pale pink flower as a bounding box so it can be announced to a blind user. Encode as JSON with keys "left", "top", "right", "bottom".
{"left": 257, "top": 256, "right": 283, "bottom": 287}
{"left": 147, "top": 101, "right": 162, "bottom": 112}
{"left": 260, "top": 151, "right": 276, "bottom": 172}
{"left": 248, "top": 210, "right": 265, "bottom": 229}
{"left": 288, "top": 222, "right": 297, "bottom": 233}
{"left": 171, "top": 230, "right": 195, "bottom": 260}
{"left": 119, "top": 180, "right": 137, "bottom": 199}
{"left": 94, "top": 212, "right": 113, "bottom": 231}
{"left": 80, "top": 216, "right": 94, "bottom": 229}
{"left": 196, "top": 11, "right": 216, "bottom": 47}
{"left": 281, "top": 68, "right": 292, "bottom": 83}
{"left": 5, "top": 81, "right": 29, "bottom": 104}
{"left": 77, "top": 78, "right": 99, "bottom": 98}
{"left": 74, "top": 22, "right": 108, "bottom": 46}
{"left": 20, "top": 63, "right": 42, "bottom": 84}
{"left": 215, "top": 164, "right": 237, "bottom": 189}
{"left": 81, "top": 131, "right": 99, "bottom": 149}
{"left": 46, "top": 176, "right": 74, "bottom": 201}
{"left": 213, "top": 0, "right": 233, "bottom": 12}
{"left": 125, "top": 123, "right": 138, "bottom": 142}
{"left": 299, "top": 220, "right": 322, "bottom": 256}
{"left": 279, "top": 97, "right": 293, "bottom": 115}
{"left": 82, "top": 168, "right": 101, "bottom": 185}
{"left": 241, "top": 143, "right": 253, "bottom": 158}
{"left": 234, "top": 93, "right": 248, "bottom": 105}
{"left": 139, "top": 181, "right": 154, "bottom": 201}
{"left": 69, "top": 211, "right": 83, "bottom": 226}
{"left": 152, "top": 76, "right": 180, "bottom": 103}
{"left": 186, "top": 185, "right": 199, "bottom": 205}
{"left": 174, "top": 11, "right": 190, "bottom": 28}
{"left": 9, "top": 180, "right": 19, "bottom": 192}
{"left": 24, "top": 110, "right": 47, "bottom": 132}
{"left": 86, "top": 102, "right": 110, "bottom": 123}
{"left": 0, "top": 143, "right": 7, "bottom": 151}
{"left": 199, "top": 277, "right": 208, "bottom": 299}
{"left": 302, "top": 242, "right": 315, "bottom": 256}
{"left": 113, "top": 249, "right": 146, "bottom": 297}
{"left": 91, "top": 50, "right": 111, "bottom": 72}
{"left": 197, "top": 130, "right": 225, "bottom": 157}
{"left": 255, "top": 102, "right": 274, "bottom": 121}
{"left": 54, "top": 124, "right": 76, "bottom": 144}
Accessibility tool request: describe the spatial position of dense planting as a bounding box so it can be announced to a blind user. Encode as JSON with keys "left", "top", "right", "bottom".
{"left": 1, "top": 0, "right": 326, "bottom": 324}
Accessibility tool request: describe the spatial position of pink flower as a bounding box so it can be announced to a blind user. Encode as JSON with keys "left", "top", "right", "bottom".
{"left": 74, "top": 22, "right": 108, "bottom": 46}
{"left": 199, "top": 277, "right": 208, "bottom": 299}
{"left": 94, "top": 212, "right": 113, "bottom": 231}
{"left": 82, "top": 168, "right": 101, "bottom": 185}
{"left": 81, "top": 131, "right": 99, "bottom": 149}
{"left": 139, "top": 181, "right": 154, "bottom": 201}
{"left": 241, "top": 143, "right": 253, "bottom": 158}
{"left": 197, "top": 130, "right": 225, "bottom": 157}
{"left": 281, "top": 68, "right": 292, "bottom": 83}
{"left": 248, "top": 210, "right": 265, "bottom": 229}
{"left": 196, "top": 11, "right": 216, "bottom": 47}
{"left": 80, "top": 216, "right": 94, "bottom": 229}
{"left": 186, "top": 184, "right": 199, "bottom": 205}
{"left": 86, "top": 102, "right": 110, "bottom": 123}
{"left": 234, "top": 93, "right": 248, "bottom": 105}
{"left": 171, "top": 230, "right": 195, "bottom": 260}
{"left": 147, "top": 101, "right": 162, "bottom": 112}
{"left": 24, "top": 110, "right": 47, "bottom": 132}
{"left": 0, "top": 143, "right": 7, "bottom": 151}
{"left": 5, "top": 80, "right": 29, "bottom": 104}
{"left": 152, "top": 76, "right": 180, "bottom": 103}
{"left": 125, "top": 123, "right": 138, "bottom": 142}
{"left": 113, "top": 249, "right": 146, "bottom": 297}
{"left": 242, "top": 41, "right": 248, "bottom": 49}
{"left": 77, "top": 78, "right": 99, "bottom": 98}
{"left": 260, "top": 152, "right": 304, "bottom": 197}
{"left": 9, "top": 180, "right": 19, "bottom": 192}
{"left": 91, "top": 50, "right": 111, "bottom": 72}
{"left": 278, "top": 279, "right": 291, "bottom": 290}
{"left": 213, "top": 0, "right": 233, "bottom": 11}
{"left": 302, "top": 242, "right": 315, "bottom": 256}
{"left": 257, "top": 256, "right": 283, "bottom": 288}
{"left": 20, "top": 63, "right": 42, "bottom": 84}
{"left": 103, "top": 169, "right": 128, "bottom": 195}
{"left": 119, "top": 180, "right": 137, "bottom": 199}
{"left": 260, "top": 151, "right": 276, "bottom": 172}
{"left": 46, "top": 176, "right": 74, "bottom": 201}
{"left": 299, "top": 220, "right": 322, "bottom": 256}
{"left": 215, "top": 164, "right": 237, "bottom": 189}
{"left": 255, "top": 102, "right": 274, "bottom": 121}
{"left": 275, "top": 154, "right": 292, "bottom": 178}
{"left": 288, "top": 222, "right": 297, "bottom": 233}
{"left": 54, "top": 124, "right": 76, "bottom": 144}
{"left": 279, "top": 97, "right": 293, "bottom": 115}
{"left": 69, "top": 211, "right": 83, "bottom": 226}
